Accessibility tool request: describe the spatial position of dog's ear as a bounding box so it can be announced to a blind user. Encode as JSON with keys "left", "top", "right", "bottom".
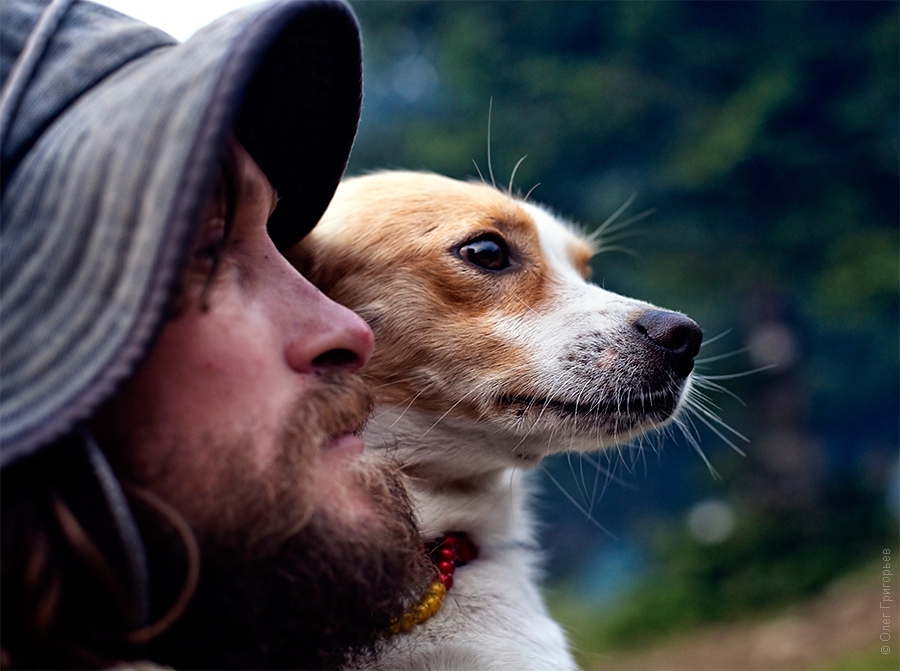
{"left": 287, "top": 238, "right": 332, "bottom": 291}
{"left": 289, "top": 235, "right": 372, "bottom": 312}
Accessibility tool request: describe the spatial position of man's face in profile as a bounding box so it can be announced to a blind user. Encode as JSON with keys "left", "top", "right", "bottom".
{"left": 95, "top": 143, "right": 430, "bottom": 668}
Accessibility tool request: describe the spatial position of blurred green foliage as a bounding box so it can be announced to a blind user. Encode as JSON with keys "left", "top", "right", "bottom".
{"left": 827, "top": 646, "right": 900, "bottom": 671}
{"left": 575, "top": 483, "right": 897, "bottom": 649}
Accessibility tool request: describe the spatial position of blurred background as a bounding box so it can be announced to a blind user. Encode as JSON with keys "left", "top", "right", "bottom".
{"left": 346, "top": 1, "right": 898, "bottom": 669}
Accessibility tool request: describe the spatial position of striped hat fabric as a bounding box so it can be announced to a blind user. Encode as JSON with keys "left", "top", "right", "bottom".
{"left": 0, "top": 0, "right": 363, "bottom": 466}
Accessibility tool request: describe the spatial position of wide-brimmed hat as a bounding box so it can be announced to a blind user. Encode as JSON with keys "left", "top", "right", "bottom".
{"left": 0, "top": 0, "right": 363, "bottom": 467}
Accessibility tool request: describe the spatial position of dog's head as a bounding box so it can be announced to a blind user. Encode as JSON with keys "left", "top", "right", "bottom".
{"left": 292, "top": 171, "right": 701, "bottom": 467}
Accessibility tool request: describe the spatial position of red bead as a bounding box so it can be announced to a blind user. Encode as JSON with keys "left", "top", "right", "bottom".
{"left": 455, "top": 541, "right": 474, "bottom": 564}
{"left": 424, "top": 532, "right": 480, "bottom": 596}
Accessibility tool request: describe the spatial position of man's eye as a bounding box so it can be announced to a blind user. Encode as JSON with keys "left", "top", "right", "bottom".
{"left": 193, "top": 218, "right": 227, "bottom": 263}
{"left": 458, "top": 235, "right": 511, "bottom": 271}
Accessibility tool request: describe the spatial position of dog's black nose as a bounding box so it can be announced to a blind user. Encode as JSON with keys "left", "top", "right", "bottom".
{"left": 633, "top": 310, "right": 703, "bottom": 378}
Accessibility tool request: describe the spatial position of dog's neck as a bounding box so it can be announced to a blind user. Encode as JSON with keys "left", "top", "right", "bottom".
{"left": 364, "top": 405, "right": 541, "bottom": 546}
{"left": 365, "top": 406, "right": 546, "bottom": 476}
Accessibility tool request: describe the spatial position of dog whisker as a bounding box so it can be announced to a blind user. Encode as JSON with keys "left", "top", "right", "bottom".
{"left": 594, "top": 243, "right": 641, "bottom": 258}
{"left": 565, "top": 452, "right": 588, "bottom": 507}
{"left": 592, "top": 229, "right": 646, "bottom": 247}
{"left": 586, "top": 452, "right": 605, "bottom": 517}
{"left": 668, "top": 373, "right": 750, "bottom": 462}
{"left": 514, "top": 294, "right": 541, "bottom": 317}
{"left": 692, "top": 375, "right": 747, "bottom": 407}
{"left": 684, "top": 386, "right": 720, "bottom": 411}
{"left": 686, "top": 398, "right": 749, "bottom": 447}
{"left": 472, "top": 159, "right": 486, "bottom": 186}
{"left": 420, "top": 371, "right": 524, "bottom": 438}
{"left": 673, "top": 415, "right": 722, "bottom": 479}
{"left": 695, "top": 347, "right": 750, "bottom": 365}
{"left": 699, "top": 328, "right": 733, "bottom": 348}
{"left": 541, "top": 463, "right": 618, "bottom": 538}
{"left": 698, "top": 364, "right": 778, "bottom": 380}
{"left": 587, "top": 192, "right": 638, "bottom": 242}
{"left": 691, "top": 411, "right": 747, "bottom": 458}
{"left": 369, "top": 379, "right": 439, "bottom": 427}
{"left": 603, "top": 207, "right": 656, "bottom": 235}
{"left": 522, "top": 182, "right": 541, "bottom": 202}
{"left": 527, "top": 377, "right": 569, "bottom": 435}
{"left": 587, "top": 203, "right": 656, "bottom": 249}
{"left": 508, "top": 155, "right": 528, "bottom": 196}
{"left": 486, "top": 96, "right": 497, "bottom": 189}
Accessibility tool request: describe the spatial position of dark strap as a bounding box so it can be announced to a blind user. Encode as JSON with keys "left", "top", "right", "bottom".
{"left": 81, "top": 428, "right": 150, "bottom": 628}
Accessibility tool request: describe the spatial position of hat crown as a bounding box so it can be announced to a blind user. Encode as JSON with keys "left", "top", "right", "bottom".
{"left": 1, "top": 0, "right": 176, "bottom": 187}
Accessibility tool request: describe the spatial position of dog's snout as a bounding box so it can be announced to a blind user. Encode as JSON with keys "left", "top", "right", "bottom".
{"left": 633, "top": 310, "right": 703, "bottom": 378}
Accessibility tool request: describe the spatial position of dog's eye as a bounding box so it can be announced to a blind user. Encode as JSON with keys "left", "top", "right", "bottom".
{"left": 458, "top": 236, "right": 510, "bottom": 271}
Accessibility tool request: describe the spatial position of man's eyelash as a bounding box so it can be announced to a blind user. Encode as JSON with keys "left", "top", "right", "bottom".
{"left": 196, "top": 216, "right": 230, "bottom": 311}
{"left": 194, "top": 219, "right": 227, "bottom": 260}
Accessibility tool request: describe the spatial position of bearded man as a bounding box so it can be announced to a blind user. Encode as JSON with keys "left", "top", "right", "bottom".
{"left": 0, "top": 0, "right": 432, "bottom": 668}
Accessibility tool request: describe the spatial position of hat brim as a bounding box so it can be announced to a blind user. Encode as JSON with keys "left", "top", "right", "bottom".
{"left": 0, "top": 0, "right": 362, "bottom": 465}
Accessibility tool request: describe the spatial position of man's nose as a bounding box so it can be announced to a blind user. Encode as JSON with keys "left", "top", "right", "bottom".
{"left": 310, "top": 310, "right": 374, "bottom": 372}
{"left": 285, "top": 276, "right": 375, "bottom": 375}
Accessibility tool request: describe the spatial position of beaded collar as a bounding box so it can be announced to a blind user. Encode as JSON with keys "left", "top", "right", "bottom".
{"left": 390, "top": 531, "right": 479, "bottom": 634}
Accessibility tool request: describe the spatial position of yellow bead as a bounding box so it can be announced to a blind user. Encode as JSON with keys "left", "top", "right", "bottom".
{"left": 389, "top": 579, "right": 448, "bottom": 635}
{"left": 428, "top": 582, "right": 447, "bottom": 598}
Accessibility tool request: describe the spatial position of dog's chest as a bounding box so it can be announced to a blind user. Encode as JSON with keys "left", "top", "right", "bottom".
{"left": 361, "top": 408, "right": 577, "bottom": 670}
{"left": 371, "top": 549, "right": 577, "bottom": 671}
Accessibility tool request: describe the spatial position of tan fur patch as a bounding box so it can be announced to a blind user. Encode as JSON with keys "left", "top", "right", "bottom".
{"left": 568, "top": 239, "right": 594, "bottom": 280}
{"left": 290, "top": 173, "right": 551, "bottom": 418}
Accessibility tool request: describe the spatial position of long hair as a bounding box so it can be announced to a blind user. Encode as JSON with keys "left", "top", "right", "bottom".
{"left": 0, "top": 147, "right": 243, "bottom": 670}
{"left": 1, "top": 436, "right": 197, "bottom": 669}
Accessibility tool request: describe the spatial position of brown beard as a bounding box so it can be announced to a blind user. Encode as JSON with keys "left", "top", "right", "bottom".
{"left": 122, "top": 373, "right": 432, "bottom": 669}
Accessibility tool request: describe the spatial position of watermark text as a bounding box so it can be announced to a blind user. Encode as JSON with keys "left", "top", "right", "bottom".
{"left": 881, "top": 548, "right": 892, "bottom": 654}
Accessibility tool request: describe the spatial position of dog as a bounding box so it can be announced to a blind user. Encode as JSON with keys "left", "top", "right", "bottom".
{"left": 291, "top": 171, "right": 703, "bottom": 670}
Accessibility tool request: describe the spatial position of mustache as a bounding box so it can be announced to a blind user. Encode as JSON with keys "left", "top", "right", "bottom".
{"left": 283, "top": 371, "right": 375, "bottom": 451}
{"left": 185, "top": 371, "right": 376, "bottom": 549}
